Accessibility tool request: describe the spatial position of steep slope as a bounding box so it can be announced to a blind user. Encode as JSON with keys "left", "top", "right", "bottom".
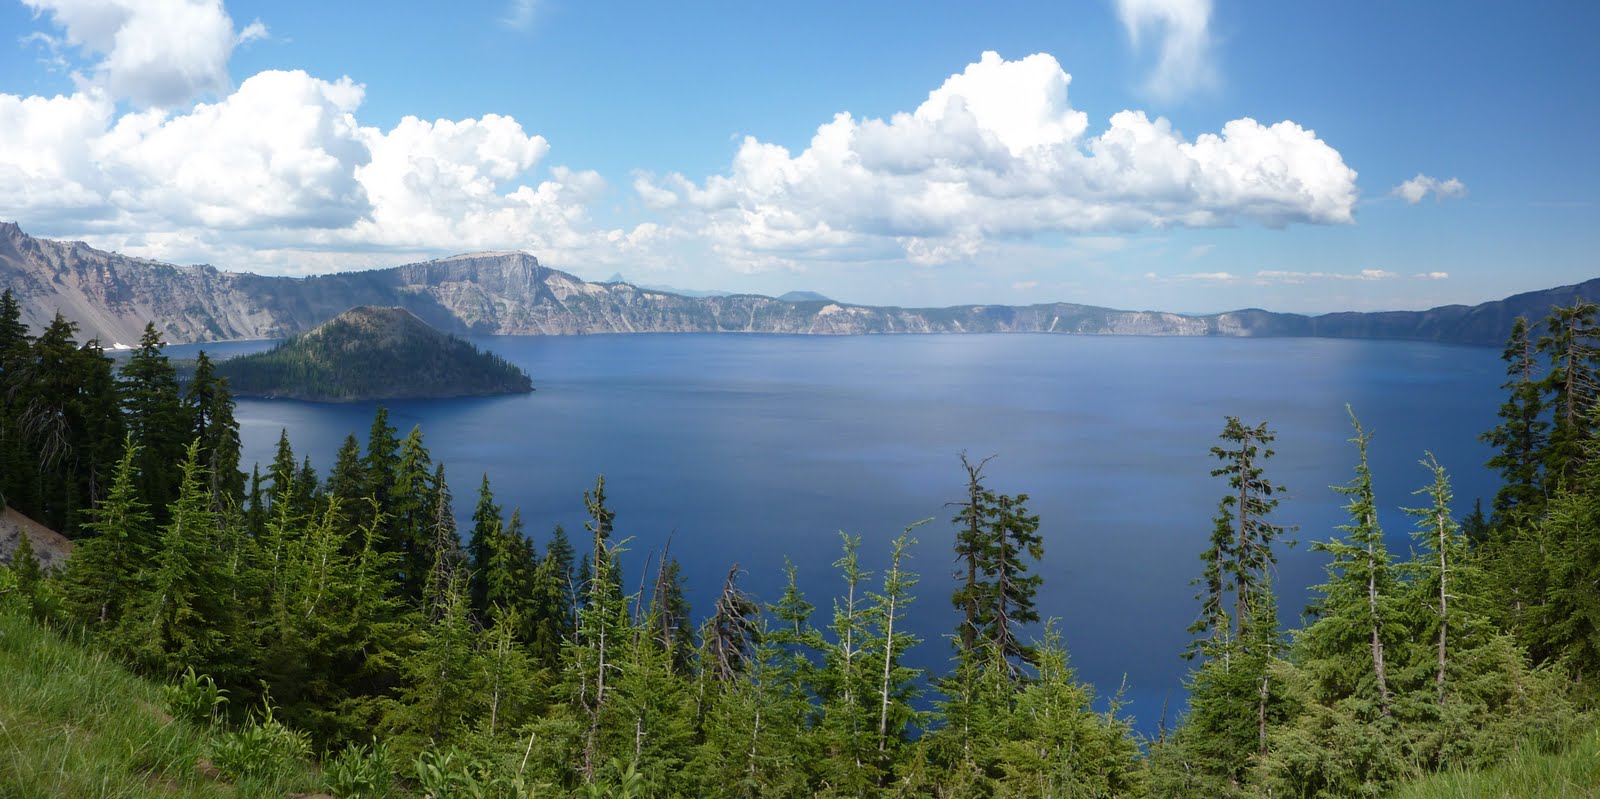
{"left": 0, "top": 611, "right": 321, "bottom": 797}
{"left": 215, "top": 305, "right": 534, "bottom": 402}
{"left": 3, "top": 222, "right": 1595, "bottom": 346}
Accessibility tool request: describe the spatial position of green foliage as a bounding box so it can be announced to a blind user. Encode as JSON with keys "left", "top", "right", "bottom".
{"left": 323, "top": 739, "right": 400, "bottom": 799}
{"left": 209, "top": 697, "right": 313, "bottom": 785}
{"left": 214, "top": 306, "right": 534, "bottom": 402}
{"left": 163, "top": 666, "right": 228, "bottom": 726}
{"left": 0, "top": 609, "right": 317, "bottom": 798}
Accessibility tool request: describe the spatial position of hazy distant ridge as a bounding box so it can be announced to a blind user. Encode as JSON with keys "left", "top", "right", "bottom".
{"left": 0, "top": 222, "right": 1591, "bottom": 346}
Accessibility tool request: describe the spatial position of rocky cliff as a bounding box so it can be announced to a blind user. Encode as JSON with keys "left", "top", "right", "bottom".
{"left": 1, "top": 222, "right": 1592, "bottom": 346}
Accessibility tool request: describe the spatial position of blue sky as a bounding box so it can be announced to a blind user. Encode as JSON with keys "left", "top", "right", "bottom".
{"left": 1, "top": 0, "right": 1595, "bottom": 312}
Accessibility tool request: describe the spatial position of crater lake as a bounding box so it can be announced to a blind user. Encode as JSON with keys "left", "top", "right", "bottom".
{"left": 175, "top": 333, "right": 1504, "bottom": 734}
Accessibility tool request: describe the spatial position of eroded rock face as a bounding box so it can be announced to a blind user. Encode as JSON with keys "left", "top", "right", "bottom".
{"left": 0, "top": 222, "right": 1584, "bottom": 346}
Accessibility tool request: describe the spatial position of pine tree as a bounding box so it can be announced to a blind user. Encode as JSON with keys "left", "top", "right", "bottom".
{"left": 1301, "top": 409, "right": 1404, "bottom": 718}
{"left": 1537, "top": 301, "right": 1598, "bottom": 488}
{"left": 869, "top": 529, "right": 925, "bottom": 767}
{"left": 363, "top": 405, "right": 400, "bottom": 541}
{"left": 467, "top": 473, "right": 503, "bottom": 615}
{"left": 1481, "top": 316, "right": 1548, "bottom": 520}
{"left": 184, "top": 351, "right": 243, "bottom": 505}
{"left": 815, "top": 532, "right": 878, "bottom": 794}
{"left": 267, "top": 429, "right": 297, "bottom": 515}
{"left": 120, "top": 322, "right": 187, "bottom": 520}
{"left": 1209, "top": 417, "right": 1287, "bottom": 647}
{"left": 120, "top": 440, "right": 240, "bottom": 684}
{"left": 950, "top": 453, "right": 998, "bottom": 654}
{"left": 391, "top": 426, "right": 435, "bottom": 599}
{"left": 396, "top": 570, "right": 480, "bottom": 748}
{"left": 62, "top": 435, "right": 152, "bottom": 629}
{"left": 650, "top": 551, "right": 694, "bottom": 675}
{"left": 530, "top": 524, "right": 577, "bottom": 670}
{"left": 584, "top": 474, "right": 616, "bottom": 582}
{"left": 705, "top": 564, "right": 761, "bottom": 683}
{"left": 326, "top": 434, "right": 367, "bottom": 508}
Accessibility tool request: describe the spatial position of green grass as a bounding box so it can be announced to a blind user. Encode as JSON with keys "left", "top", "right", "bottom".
{"left": 1386, "top": 726, "right": 1600, "bottom": 799}
{"left": 0, "top": 612, "right": 319, "bottom": 799}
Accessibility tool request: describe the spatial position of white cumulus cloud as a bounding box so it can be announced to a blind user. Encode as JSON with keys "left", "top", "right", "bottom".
{"left": 638, "top": 51, "right": 1357, "bottom": 268}
{"left": 0, "top": 67, "right": 639, "bottom": 271}
{"left": 1114, "top": 0, "right": 1216, "bottom": 100}
{"left": 1393, "top": 174, "right": 1467, "bottom": 204}
{"left": 21, "top": 0, "right": 257, "bottom": 107}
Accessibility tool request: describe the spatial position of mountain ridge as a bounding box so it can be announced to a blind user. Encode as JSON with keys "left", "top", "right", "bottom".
{"left": 1, "top": 222, "right": 1594, "bottom": 347}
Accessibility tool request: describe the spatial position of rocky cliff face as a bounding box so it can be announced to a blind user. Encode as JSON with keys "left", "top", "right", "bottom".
{"left": 1, "top": 222, "right": 1591, "bottom": 346}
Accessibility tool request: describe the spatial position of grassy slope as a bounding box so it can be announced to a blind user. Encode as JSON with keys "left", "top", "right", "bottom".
{"left": 1386, "top": 726, "right": 1600, "bottom": 799}
{"left": 0, "top": 612, "right": 317, "bottom": 799}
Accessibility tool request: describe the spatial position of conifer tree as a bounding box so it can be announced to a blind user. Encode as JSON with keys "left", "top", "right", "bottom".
{"left": 468, "top": 472, "right": 503, "bottom": 614}
{"left": 1481, "top": 316, "right": 1548, "bottom": 519}
{"left": 267, "top": 429, "right": 297, "bottom": 514}
{"left": 396, "top": 570, "right": 480, "bottom": 748}
{"left": 1209, "top": 417, "right": 1287, "bottom": 646}
{"left": 530, "top": 524, "right": 577, "bottom": 670}
{"left": 1537, "top": 301, "right": 1598, "bottom": 487}
{"left": 870, "top": 529, "right": 925, "bottom": 765}
{"left": 326, "top": 434, "right": 366, "bottom": 506}
{"left": 120, "top": 440, "right": 241, "bottom": 684}
{"left": 363, "top": 405, "right": 400, "bottom": 539}
{"left": 705, "top": 564, "right": 761, "bottom": 683}
{"left": 62, "top": 436, "right": 152, "bottom": 629}
{"left": 584, "top": 474, "right": 616, "bottom": 581}
{"left": 950, "top": 453, "right": 998, "bottom": 654}
{"left": 1301, "top": 410, "right": 1404, "bottom": 717}
{"left": 815, "top": 532, "right": 879, "bottom": 794}
{"left": 650, "top": 552, "right": 694, "bottom": 675}
{"left": 184, "top": 351, "right": 243, "bottom": 504}
{"left": 120, "top": 322, "right": 187, "bottom": 519}
{"left": 392, "top": 426, "right": 436, "bottom": 598}
{"left": 987, "top": 492, "right": 1042, "bottom": 669}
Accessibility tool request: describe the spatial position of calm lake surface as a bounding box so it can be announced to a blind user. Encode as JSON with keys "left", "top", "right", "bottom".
{"left": 175, "top": 333, "right": 1504, "bottom": 734}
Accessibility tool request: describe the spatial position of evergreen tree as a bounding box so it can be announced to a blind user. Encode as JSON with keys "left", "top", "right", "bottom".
{"left": 1481, "top": 316, "right": 1548, "bottom": 519}
{"left": 1536, "top": 301, "right": 1598, "bottom": 488}
{"left": 184, "top": 351, "right": 243, "bottom": 504}
{"left": 950, "top": 453, "right": 998, "bottom": 654}
{"left": 1300, "top": 409, "right": 1405, "bottom": 718}
{"left": 395, "top": 570, "right": 480, "bottom": 748}
{"left": 391, "top": 425, "right": 435, "bottom": 599}
{"left": 119, "top": 322, "right": 187, "bottom": 520}
{"left": 363, "top": 405, "right": 400, "bottom": 541}
{"left": 530, "top": 524, "right": 577, "bottom": 670}
{"left": 815, "top": 533, "right": 879, "bottom": 794}
{"left": 62, "top": 436, "right": 152, "bottom": 629}
{"left": 467, "top": 472, "right": 503, "bottom": 615}
{"left": 1209, "top": 417, "right": 1287, "bottom": 647}
{"left": 705, "top": 564, "right": 761, "bottom": 682}
{"left": 119, "top": 440, "right": 241, "bottom": 684}
{"left": 650, "top": 551, "right": 694, "bottom": 675}
{"left": 584, "top": 474, "right": 616, "bottom": 583}
{"left": 326, "top": 434, "right": 367, "bottom": 509}
{"left": 869, "top": 529, "right": 925, "bottom": 768}
{"left": 267, "top": 429, "right": 297, "bottom": 515}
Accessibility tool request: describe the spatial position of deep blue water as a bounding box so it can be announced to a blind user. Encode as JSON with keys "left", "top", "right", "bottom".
{"left": 173, "top": 333, "right": 1504, "bottom": 736}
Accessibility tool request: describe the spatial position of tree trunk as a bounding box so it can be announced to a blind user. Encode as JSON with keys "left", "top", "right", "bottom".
{"left": 1366, "top": 531, "right": 1392, "bottom": 717}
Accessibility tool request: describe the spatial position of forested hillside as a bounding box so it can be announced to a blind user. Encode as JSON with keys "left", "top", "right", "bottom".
{"left": 215, "top": 305, "right": 533, "bottom": 401}
{"left": 2, "top": 285, "right": 1598, "bottom": 798}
